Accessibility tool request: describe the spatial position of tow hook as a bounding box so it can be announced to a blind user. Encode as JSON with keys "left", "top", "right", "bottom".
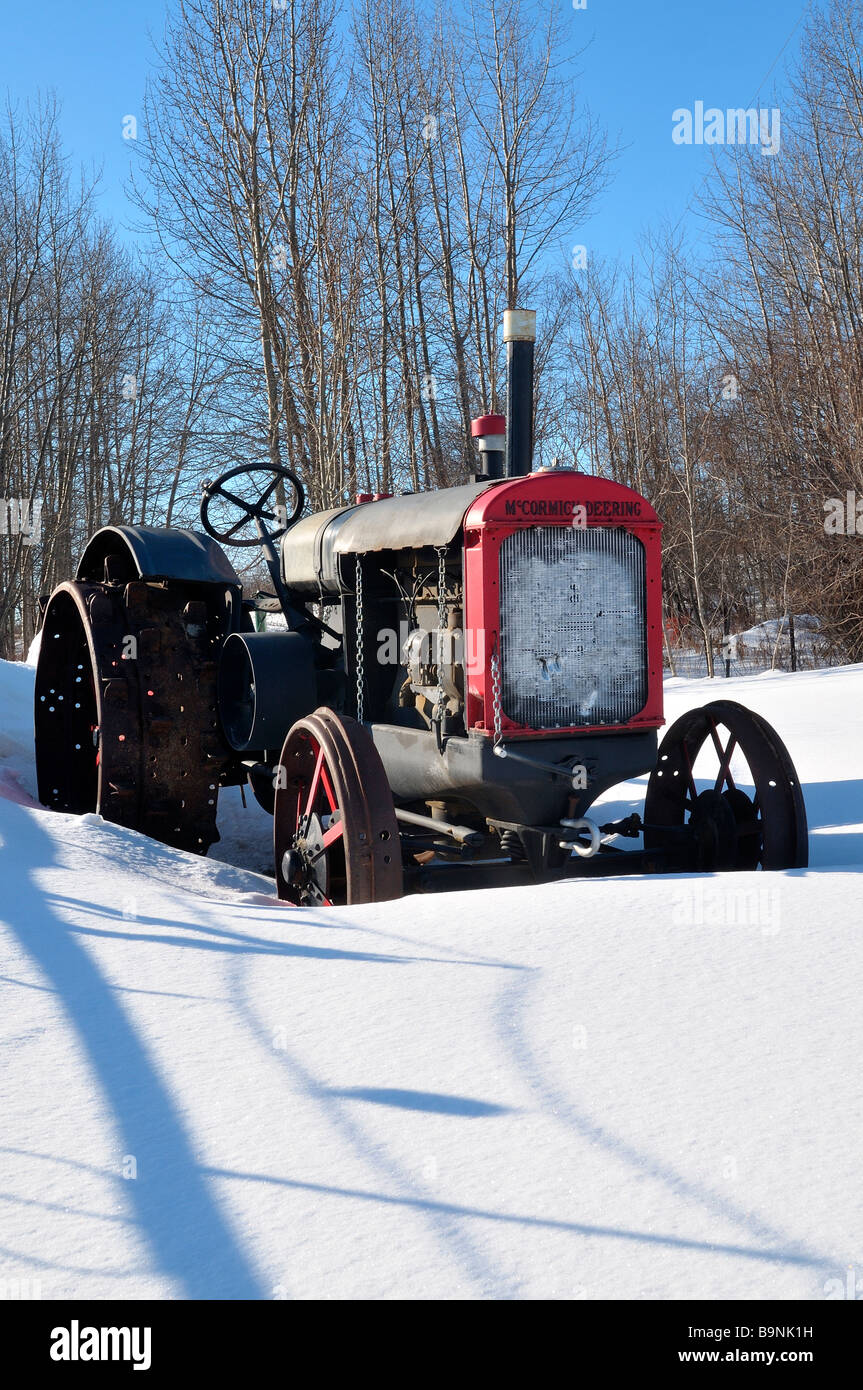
{"left": 560, "top": 817, "right": 602, "bottom": 858}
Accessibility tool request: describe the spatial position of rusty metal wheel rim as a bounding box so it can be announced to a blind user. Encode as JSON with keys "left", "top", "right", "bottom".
{"left": 274, "top": 709, "right": 402, "bottom": 906}
{"left": 643, "top": 699, "right": 808, "bottom": 871}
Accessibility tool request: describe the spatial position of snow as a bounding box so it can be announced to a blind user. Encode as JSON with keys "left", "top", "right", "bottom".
{"left": 1, "top": 653, "right": 861, "bottom": 1300}
{"left": 666, "top": 613, "right": 833, "bottom": 679}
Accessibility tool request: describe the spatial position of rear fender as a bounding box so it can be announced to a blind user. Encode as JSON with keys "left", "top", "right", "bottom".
{"left": 76, "top": 525, "right": 241, "bottom": 588}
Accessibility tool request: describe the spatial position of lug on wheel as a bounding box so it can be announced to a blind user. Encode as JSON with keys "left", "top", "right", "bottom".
{"left": 643, "top": 699, "right": 808, "bottom": 871}
{"left": 273, "top": 709, "right": 402, "bottom": 906}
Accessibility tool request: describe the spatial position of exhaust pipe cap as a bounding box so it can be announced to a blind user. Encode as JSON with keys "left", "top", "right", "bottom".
{"left": 503, "top": 308, "right": 537, "bottom": 343}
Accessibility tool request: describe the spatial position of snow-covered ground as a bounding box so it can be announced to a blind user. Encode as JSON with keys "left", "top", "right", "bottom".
{"left": 0, "top": 653, "right": 861, "bottom": 1300}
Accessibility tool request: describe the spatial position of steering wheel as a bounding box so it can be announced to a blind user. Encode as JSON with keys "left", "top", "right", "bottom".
{"left": 200, "top": 464, "right": 305, "bottom": 548}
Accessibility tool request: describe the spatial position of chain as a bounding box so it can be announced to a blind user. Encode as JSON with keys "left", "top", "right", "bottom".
{"left": 433, "top": 547, "right": 449, "bottom": 731}
{"left": 490, "top": 646, "right": 503, "bottom": 747}
{"left": 355, "top": 556, "right": 365, "bottom": 723}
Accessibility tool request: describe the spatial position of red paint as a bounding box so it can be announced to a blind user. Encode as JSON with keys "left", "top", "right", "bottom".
{"left": 470, "top": 414, "right": 506, "bottom": 438}
{"left": 462, "top": 472, "right": 664, "bottom": 739}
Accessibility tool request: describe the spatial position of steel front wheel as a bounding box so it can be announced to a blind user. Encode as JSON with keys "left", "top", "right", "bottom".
{"left": 273, "top": 709, "right": 402, "bottom": 906}
{"left": 643, "top": 699, "right": 808, "bottom": 871}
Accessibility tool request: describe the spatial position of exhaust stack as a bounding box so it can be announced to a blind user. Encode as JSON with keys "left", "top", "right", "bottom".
{"left": 503, "top": 308, "right": 536, "bottom": 477}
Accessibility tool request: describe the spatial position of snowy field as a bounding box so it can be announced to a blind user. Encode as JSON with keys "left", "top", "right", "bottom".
{"left": 0, "top": 652, "right": 861, "bottom": 1300}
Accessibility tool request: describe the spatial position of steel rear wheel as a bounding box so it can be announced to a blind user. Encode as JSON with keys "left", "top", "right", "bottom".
{"left": 34, "top": 579, "right": 230, "bottom": 853}
{"left": 273, "top": 709, "right": 402, "bottom": 906}
{"left": 643, "top": 699, "right": 808, "bottom": 871}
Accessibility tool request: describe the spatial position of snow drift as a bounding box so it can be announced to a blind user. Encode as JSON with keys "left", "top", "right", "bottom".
{"left": 0, "top": 655, "right": 861, "bottom": 1299}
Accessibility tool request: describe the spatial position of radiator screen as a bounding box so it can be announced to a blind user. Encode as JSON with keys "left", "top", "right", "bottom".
{"left": 498, "top": 526, "right": 647, "bottom": 728}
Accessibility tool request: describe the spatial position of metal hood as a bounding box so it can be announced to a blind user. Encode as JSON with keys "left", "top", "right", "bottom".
{"left": 331, "top": 482, "right": 494, "bottom": 555}
{"left": 281, "top": 481, "right": 496, "bottom": 593}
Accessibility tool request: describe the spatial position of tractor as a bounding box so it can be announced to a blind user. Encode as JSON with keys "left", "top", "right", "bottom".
{"left": 34, "top": 310, "right": 808, "bottom": 904}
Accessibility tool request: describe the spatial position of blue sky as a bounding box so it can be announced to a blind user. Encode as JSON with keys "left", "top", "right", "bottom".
{"left": 572, "top": 0, "right": 809, "bottom": 263}
{"left": 1, "top": 0, "right": 810, "bottom": 263}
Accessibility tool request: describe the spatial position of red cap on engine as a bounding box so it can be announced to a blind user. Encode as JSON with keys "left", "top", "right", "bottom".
{"left": 470, "top": 414, "right": 506, "bottom": 438}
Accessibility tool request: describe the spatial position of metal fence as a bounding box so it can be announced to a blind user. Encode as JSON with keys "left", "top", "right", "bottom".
{"left": 663, "top": 622, "right": 835, "bottom": 679}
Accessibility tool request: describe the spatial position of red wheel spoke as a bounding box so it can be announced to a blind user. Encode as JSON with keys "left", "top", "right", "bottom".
{"left": 321, "top": 819, "right": 344, "bottom": 849}
{"left": 706, "top": 719, "right": 737, "bottom": 792}
{"left": 308, "top": 881, "right": 334, "bottom": 907}
{"left": 320, "top": 762, "right": 338, "bottom": 813}
{"left": 713, "top": 733, "right": 738, "bottom": 792}
{"left": 706, "top": 719, "right": 723, "bottom": 759}
{"left": 304, "top": 745, "right": 325, "bottom": 817}
{"left": 309, "top": 820, "right": 344, "bottom": 865}
{"left": 682, "top": 743, "right": 698, "bottom": 802}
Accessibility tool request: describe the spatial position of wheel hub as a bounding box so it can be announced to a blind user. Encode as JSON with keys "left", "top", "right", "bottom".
{"left": 281, "top": 812, "right": 328, "bottom": 903}
{"left": 722, "top": 787, "right": 762, "bottom": 870}
{"left": 688, "top": 789, "right": 738, "bottom": 871}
